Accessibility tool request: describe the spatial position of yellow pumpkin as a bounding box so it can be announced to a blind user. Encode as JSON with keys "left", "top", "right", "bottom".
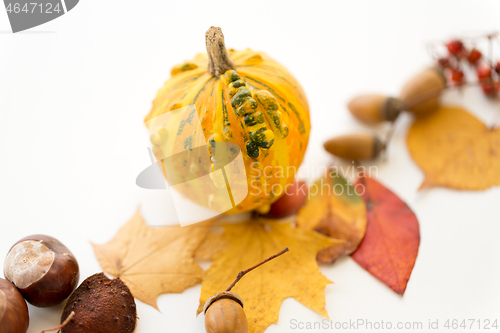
{"left": 145, "top": 27, "right": 310, "bottom": 214}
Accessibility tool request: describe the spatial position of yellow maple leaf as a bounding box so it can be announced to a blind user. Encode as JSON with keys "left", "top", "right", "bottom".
{"left": 407, "top": 106, "right": 500, "bottom": 190}
{"left": 92, "top": 209, "right": 210, "bottom": 309}
{"left": 297, "top": 171, "right": 367, "bottom": 263}
{"left": 196, "top": 218, "right": 339, "bottom": 333}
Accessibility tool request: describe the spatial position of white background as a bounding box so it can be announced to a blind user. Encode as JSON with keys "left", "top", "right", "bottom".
{"left": 1, "top": 1, "right": 500, "bottom": 332}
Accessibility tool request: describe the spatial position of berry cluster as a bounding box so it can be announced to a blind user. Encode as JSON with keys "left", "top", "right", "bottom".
{"left": 435, "top": 35, "right": 500, "bottom": 97}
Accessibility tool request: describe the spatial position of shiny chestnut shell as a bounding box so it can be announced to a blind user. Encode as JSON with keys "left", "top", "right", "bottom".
{"left": 0, "top": 278, "right": 29, "bottom": 333}
{"left": 3, "top": 234, "right": 79, "bottom": 307}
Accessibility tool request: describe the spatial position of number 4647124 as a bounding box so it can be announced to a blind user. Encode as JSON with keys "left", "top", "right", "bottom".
{"left": 444, "top": 319, "right": 498, "bottom": 330}
{"left": 6, "top": 3, "right": 62, "bottom": 14}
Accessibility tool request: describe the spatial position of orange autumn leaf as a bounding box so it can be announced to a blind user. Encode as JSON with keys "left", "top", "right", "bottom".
{"left": 196, "top": 218, "right": 339, "bottom": 333}
{"left": 407, "top": 106, "right": 500, "bottom": 190}
{"left": 92, "top": 209, "right": 210, "bottom": 309}
{"left": 351, "top": 177, "right": 420, "bottom": 295}
{"left": 296, "top": 171, "right": 367, "bottom": 263}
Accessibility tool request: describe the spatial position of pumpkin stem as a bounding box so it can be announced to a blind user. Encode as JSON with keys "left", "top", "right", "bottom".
{"left": 206, "top": 27, "right": 236, "bottom": 77}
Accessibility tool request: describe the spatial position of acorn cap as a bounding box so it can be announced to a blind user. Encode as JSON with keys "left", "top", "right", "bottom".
{"left": 382, "top": 97, "right": 406, "bottom": 122}
{"left": 348, "top": 94, "right": 405, "bottom": 124}
{"left": 203, "top": 291, "right": 244, "bottom": 314}
{"left": 432, "top": 65, "right": 446, "bottom": 82}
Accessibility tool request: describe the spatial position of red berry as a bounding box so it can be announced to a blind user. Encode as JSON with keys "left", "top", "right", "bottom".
{"left": 477, "top": 65, "right": 491, "bottom": 80}
{"left": 450, "top": 69, "right": 465, "bottom": 84}
{"left": 482, "top": 82, "right": 497, "bottom": 97}
{"left": 467, "top": 48, "right": 482, "bottom": 64}
{"left": 437, "top": 57, "right": 450, "bottom": 68}
{"left": 495, "top": 62, "right": 500, "bottom": 74}
{"left": 446, "top": 40, "right": 464, "bottom": 56}
{"left": 261, "top": 180, "right": 307, "bottom": 219}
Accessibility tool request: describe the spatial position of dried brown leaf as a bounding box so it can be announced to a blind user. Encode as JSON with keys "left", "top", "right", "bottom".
{"left": 196, "top": 218, "right": 339, "bottom": 333}
{"left": 297, "top": 171, "right": 367, "bottom": 263}
{"left": 92, "top": 209, "right": 210, "bottom": 309}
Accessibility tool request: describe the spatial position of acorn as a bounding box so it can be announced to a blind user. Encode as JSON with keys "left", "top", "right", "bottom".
{"left": 399, "top": 67, "right": 447, "bottom": 117}
{"left": 0, "top": 278, "right": 29, "bottom": 333}
{"left": 324, "top": 133, "right": 384, "bottom": 160}
{"left": 204, "top": 291, "right": 247, "bottom": 333}
{"left": 203, "top": 248, "right": 289, "bottom": 333}
{"left": 348, "top": 94, "right": 406, "bottom": 124}
{"left": 3, "top": 234, "right": 79, "bottom": 307}
{"left": 60, "top": 272, "right": 137, "bottom": 333}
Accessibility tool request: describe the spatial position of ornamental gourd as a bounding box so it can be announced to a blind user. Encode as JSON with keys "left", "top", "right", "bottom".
{"left": 145, "top": 27, "right": 310, "bottom": 213}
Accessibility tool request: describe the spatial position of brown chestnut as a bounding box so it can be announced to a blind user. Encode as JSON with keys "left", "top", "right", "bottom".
{"left": 0, "top": 278, "right": 29, "bottom": 333}
{"left": 60, "top": 272, "right": 137, "bottom": 333}
{"left": 3, "top": 234, "right": 79, "bottom": 307}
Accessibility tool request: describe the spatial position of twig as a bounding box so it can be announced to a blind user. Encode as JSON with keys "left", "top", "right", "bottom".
{"left": 226, "top": 247, "right": 289, "bottom": 292}
{"left": 404, "top": 84, "right": 448, "bottom": 110}
{"left": 41, "top": 311, "right": 75, "bottom": 333}
{"left": 488, "top": 34, "right": 493, "bottom": 70}
{"left": 405, "top": 80, "right": 493, "bottom": 110}
{"left": 382, "top": 119, "right": 398, "bottom": 161}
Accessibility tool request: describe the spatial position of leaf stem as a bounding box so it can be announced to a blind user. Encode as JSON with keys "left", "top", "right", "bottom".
{"left": 226, "top": 247, "right": 289, "bottom": 292}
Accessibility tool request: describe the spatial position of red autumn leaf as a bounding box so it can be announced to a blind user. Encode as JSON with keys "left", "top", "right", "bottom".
{"left": 351, "top": 177, "right": 420, "bottom": 295}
